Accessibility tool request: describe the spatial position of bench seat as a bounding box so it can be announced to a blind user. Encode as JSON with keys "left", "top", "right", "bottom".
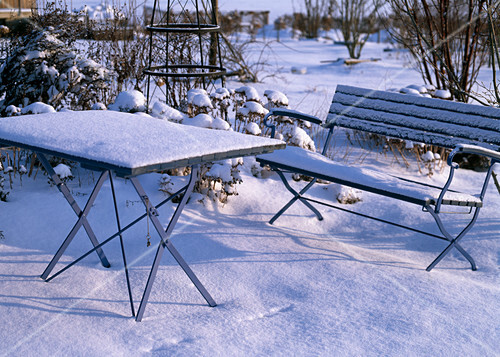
{"left": 257, "top": 146, "right": 482, "bottom": 207}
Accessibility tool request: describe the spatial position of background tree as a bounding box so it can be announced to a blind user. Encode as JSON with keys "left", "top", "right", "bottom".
{"left": 478, "top": 0, "right": 500, "bottom": 105}
{"left": 388, "top": 0, "right": 489, "bottom": 102}
{"left": 294, "top": 0, "right": 333, "bottom": 38}
{"left": 334, "top": 0, "right": 383, "bottom": 59}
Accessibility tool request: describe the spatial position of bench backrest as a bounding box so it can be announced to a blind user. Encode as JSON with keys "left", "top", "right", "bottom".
{"left": 326, "top": 85, "right": 500, "bottom": 151}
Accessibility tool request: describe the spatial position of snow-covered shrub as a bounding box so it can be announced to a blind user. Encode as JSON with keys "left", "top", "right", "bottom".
{"left": 326, "top": 184, "right": 362, "bottom": 204}
{"left": 5, "top": 105, "right": 21, "bottom": 116}
{"left": 185, "top": 89, "right": 213, "bottom": 116}
{"left": 196, "top": 158, "right": 244, "bottom": 204}
{"left": 158, "top": 174, "right": 174, "bottom": 196}
{"left": 0, "top": 27, "right": 115, "bottom": 113}
{"left": 284, "top": 126, "right": 316, "bottom": 151}
{"left": 151, "top": 90, "right": 237, "bottom": 204}
{"left": 21, "top": 102, "right": 56, "bottom": 115}
{"left": 244, "top": 122, "right": 262, "bottom": 135}
{"left": 210, "top": 87, "right": 232, "bottom": 119}
{"left": 264, "top": 89, "right": 289, "bottom": 109}
{"left": 236, "top": 101, "right": 269, "bottom": 132}
{"left": 108, "top": 90, "right": 146, "bottom": 113}
{"left": 91, "top": 103, "right": 107, "bottom": 110}
{"left": 151, "top": 102, "right": 186, "bottom": 122}
{"left": 54, "top": 163, "right": 73, "bottom": 181}
{"left": 150, "top": 85, "right": 317, "bottom": 202}
{"left": 46, "top": 163, "right": 73, "bottom": 186}
{"left": 0, "top": 173, "right": 8, "bottom": 201}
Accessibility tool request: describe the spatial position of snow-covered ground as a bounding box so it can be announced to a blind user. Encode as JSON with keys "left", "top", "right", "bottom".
{"left": 1, "top": 6, "right": 499, "bottom": 357}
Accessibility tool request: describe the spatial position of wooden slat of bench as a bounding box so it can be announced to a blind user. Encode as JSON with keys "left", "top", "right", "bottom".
{"left": 329, "top": 116, "right": 499, "bottom": 149}
{"left": 328, "top": 104, "right": 500, "bottom": 147}
{"left": 257, "top": 146, "right": 482, "bottom": 208}
{"left": 334, "top": 85, "right": 500, "bottom": 120}
{"left": 330, "top": 92, "right": 500, "bottom": 132}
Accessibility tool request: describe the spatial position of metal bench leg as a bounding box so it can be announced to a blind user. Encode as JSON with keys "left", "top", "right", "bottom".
{"left": 39, "top": 162, "right": 111, "bottom": 280}
{"left": 425, "top": 205, "right": 479, "bottom": 271}
{"left": 269, "top": 169, "right": 323, "bottom": 224}
{"left": 130, "top": 165, "right": 216, "bottom": 322}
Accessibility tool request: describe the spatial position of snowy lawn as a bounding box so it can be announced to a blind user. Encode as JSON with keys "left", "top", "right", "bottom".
{"left": 1, "top": 25, "right": 499, "bottom": 357}
{"left": 0, "top": 161, "right": 499, "bottom": 356}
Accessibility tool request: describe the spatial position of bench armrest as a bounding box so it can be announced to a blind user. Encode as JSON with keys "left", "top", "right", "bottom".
{"left": 263, "top": 108, "right": 323, "bottom": 138}
{"left": 435, "top": 143, "right": 499, "bottom": 213}
{"left": 448, "top": 144, "right": 500, "bottom": 165}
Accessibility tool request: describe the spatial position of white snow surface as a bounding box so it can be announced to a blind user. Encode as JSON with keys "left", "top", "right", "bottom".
{"left": 1, "top": 16, "right": 500, "bottom": 357}
{"left": 0, "top": 111, "right": 282, "bottom": 171}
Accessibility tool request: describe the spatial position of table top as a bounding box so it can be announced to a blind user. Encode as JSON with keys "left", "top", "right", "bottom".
{"left": 0, "top": 111, "right": 285, "bottom": 176}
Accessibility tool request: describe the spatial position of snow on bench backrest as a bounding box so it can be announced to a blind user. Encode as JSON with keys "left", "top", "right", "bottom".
{"left": 326, "top": 85, "right": 500, "bottom": 150}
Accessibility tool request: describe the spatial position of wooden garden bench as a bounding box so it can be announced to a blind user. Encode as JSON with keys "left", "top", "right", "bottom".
{"left": 256, "top": 85, "right": 500, "bottom": 271}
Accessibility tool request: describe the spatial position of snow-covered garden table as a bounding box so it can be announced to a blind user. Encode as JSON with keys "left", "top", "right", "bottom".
{"left": 0, "top": 111, "right": 284, "bottom": 321}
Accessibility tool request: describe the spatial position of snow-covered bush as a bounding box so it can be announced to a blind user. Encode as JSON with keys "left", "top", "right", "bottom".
{"left": 150, "top": 85, "right": 317, "bottom": 203}
{"left": 326, "top": 183, "right": 363, "bottom": 204}
{"left": 185, "top": 89, "right": 213, "bottom": 116}
{"left": 46, "top": 163, "right": 73, "bottom": 186}
{"left": 151, "top": 89, "right": 241, "bottom": 204}
{"left": 236, "top": 101, "right": 269, "bottom": 132}
{"left": 196, "top": 158, "right": 244, "bottom": 204}
{"left": 151, "top": 102, "right": 186, "bottom": 122}
{"left": 108, "top": 90, "right": 146, "bottom": 113}
{"left": 54, "top": 163, "right": 73, "bottom": 182}
{"left": 21, "top": 102, "right": 56, "bottom": 115}
{"left": 0, "top": 27, "right": 115, "bottom": 114}
{"left": 210, "top": 87, "right": 232, "bottom": 119}
{"left": 0, "top": 173, "right": 8, "bottom": 201}
{"left": 158, "top": 174, "right": 175, "bottom": 196}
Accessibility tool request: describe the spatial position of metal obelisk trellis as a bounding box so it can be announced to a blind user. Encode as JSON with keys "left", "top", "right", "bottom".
{"left": 144, "top": 0, "right": 226, "bottom": 109}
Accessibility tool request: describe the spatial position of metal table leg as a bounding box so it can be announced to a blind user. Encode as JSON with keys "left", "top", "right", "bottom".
{"left": 130, "top": 165, "right": 216, "bottom": 322}
{"left": 37, "top": 152, "right": 110, "bottom": 280}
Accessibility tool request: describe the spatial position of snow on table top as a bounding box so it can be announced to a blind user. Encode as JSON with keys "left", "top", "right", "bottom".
{"left": 0, "top": 111, "right": 285, "bottom": 176}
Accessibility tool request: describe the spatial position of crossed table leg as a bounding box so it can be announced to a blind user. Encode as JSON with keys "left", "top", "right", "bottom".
{"left": 37, "top": 153, "right": 215, "bottom": 321}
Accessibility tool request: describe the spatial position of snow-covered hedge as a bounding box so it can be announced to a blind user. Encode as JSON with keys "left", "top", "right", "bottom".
{"left": 0, "top": 173, "right": 7, "bottom": 202}
{"left": 0, "top": 28, "right": 115, "bottom": 114}
{"left": 145, "top": 85, "right": 318, "bottom": 203}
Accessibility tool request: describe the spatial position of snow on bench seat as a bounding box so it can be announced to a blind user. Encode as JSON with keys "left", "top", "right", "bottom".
{"left": 257, "top": 146, "right": 482, "bottom": 207}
